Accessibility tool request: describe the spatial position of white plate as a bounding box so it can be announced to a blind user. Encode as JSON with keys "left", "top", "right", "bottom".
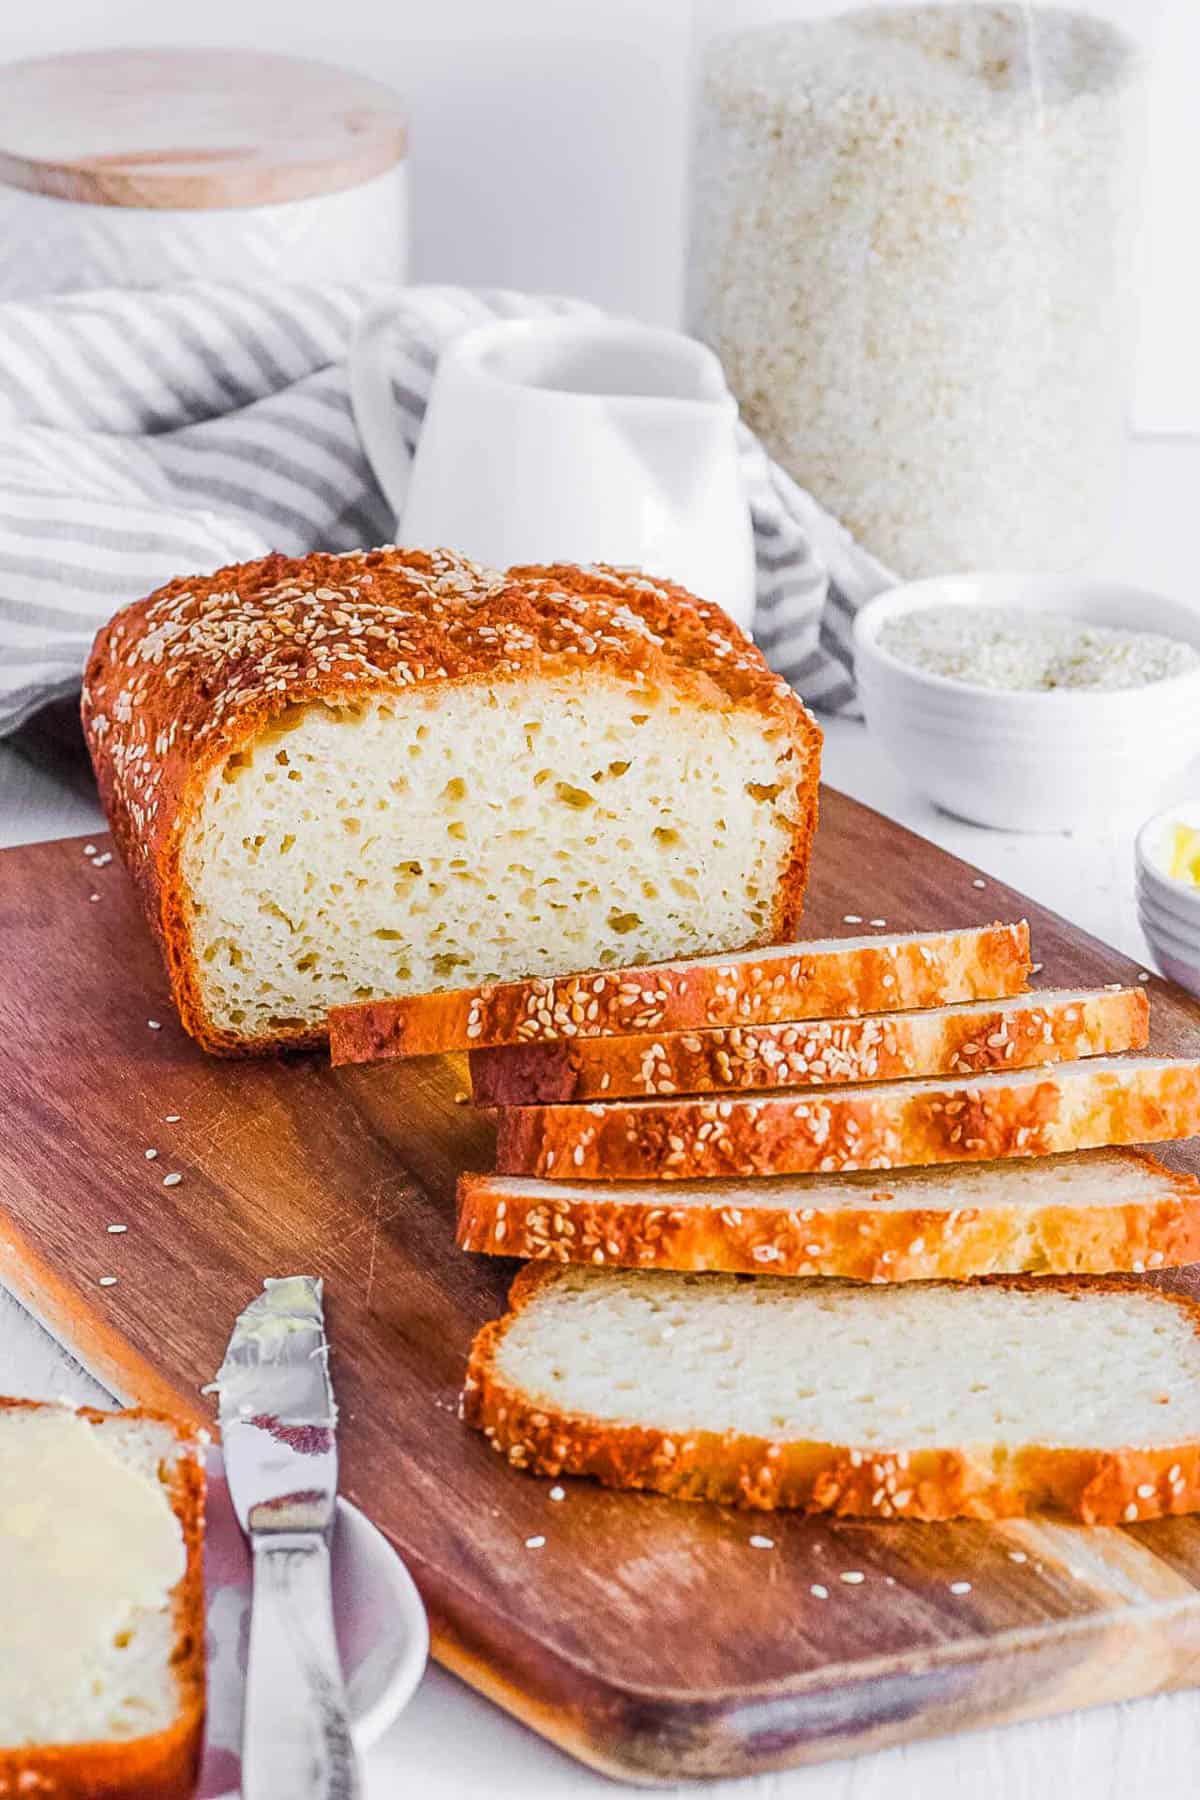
{"left": 200, "top": 1447, "right": 428, "bottom": 1799}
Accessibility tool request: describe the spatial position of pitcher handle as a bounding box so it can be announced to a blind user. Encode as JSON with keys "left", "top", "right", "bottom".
{"left": 349, "top": 301, "right": 415, "bottom": 521}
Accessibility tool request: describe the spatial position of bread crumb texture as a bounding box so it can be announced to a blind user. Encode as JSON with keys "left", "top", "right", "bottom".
{"left": 82, "top": 548, "right": 820, "bottom": 1051}
{"left": 493, "top": 1269, "right": 1200, "bottom": 1448}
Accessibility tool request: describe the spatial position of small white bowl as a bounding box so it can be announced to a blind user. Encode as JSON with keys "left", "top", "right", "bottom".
{"left": 854, "top": 575, "right": 1200, "bottom": 832}
{"left": 1135, "top": 803, "right": 1200, "bottom": 997}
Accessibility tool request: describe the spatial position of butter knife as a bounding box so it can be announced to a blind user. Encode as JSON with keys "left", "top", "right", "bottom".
{"left": 216, "top": 1276, "right": 361, "bottom": 1800}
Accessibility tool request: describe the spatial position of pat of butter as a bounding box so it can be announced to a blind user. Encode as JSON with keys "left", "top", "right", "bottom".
{"left": 0, "top": 1408, "right": 185, "bottom": 1745}
{"left": 1169, "top": 824, "right": 1200, "bottom": 888}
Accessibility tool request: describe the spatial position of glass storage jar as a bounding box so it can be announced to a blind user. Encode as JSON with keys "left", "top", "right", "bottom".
{"left": 688, "top": 4, "right": 1148, "bottom": 578}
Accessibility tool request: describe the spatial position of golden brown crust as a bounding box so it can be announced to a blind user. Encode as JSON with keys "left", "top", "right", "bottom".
{"left": 332, "top": 921, "right": 1032, "bottom": 1064}
{"left": 492, "top": 1059, "right": 1200, "bottom": 1181}
{"left": 457, "top": 1148, "right": 1200, "bottom": 1279}
{"left": 0, "top": 1401, "right": 206, "bottom": 1800}
{"left": 462, "top": 1268, "right": 1200, "bottom": 1523}
{"left": 469, "top": 987, "right": 1148, "bottom": 1104}
{"left": 82, "top": 548, "right": 820, "bottom": 1057}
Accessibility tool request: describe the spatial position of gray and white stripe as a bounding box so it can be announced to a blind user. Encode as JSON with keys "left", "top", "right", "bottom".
{"left": 0, "top": 280, "right": 891, "bottom": 736}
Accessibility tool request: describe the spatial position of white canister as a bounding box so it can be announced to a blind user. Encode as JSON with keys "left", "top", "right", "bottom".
{"left": 0, "top": 48, "right": 408, "bottom": 297}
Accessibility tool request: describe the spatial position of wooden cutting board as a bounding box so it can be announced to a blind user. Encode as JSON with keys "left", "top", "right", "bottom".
{"left": 5, "top": 787, "right": 1200, "bottom": 1784}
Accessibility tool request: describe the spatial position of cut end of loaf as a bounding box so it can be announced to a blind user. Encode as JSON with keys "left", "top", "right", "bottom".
{"left": 465, "top": 1267, "right": 1200, "bottom": 1520}
{"left": 182, "top": 672, "right": 811, "bottom": 1046}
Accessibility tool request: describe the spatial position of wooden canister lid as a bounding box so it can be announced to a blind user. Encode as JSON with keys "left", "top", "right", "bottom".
{"left": 0, "top": 48, "right": 407, "bottom": 210}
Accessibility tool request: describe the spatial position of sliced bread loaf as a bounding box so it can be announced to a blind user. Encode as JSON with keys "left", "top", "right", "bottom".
{"left": 330, "top": 921, "right": 1032, "bottom": 1062}
{"left": 469, "top": 986, "right": 1148, "bottom": 1103}
{"left": 464, "top": 1264, "right": 1200, "bottom": 1521}
{"left": 458, "top": 1147, "right": 1200, "bottom": 1279}
{"left": 0, "top": 1401, "right": 205, "bottom": 1798}
{"left": 83, "top": 551, "right": 819, "bottom": 1054}
{"left": 492, "top": 1056, "right": 1200, "bottom": 1180}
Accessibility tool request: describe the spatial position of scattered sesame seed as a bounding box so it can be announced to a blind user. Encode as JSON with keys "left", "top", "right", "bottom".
{"left": 1030, "top": 962, "right": 1044, "bottom": 975}
{"left": 144, "top": 1148, "right": 158, "bottom": 1160}
{"left": 89, "top": 893, "right": 100, "bottom": 903}
{"left": 164, "top": 1114, "right": 181, "bottom": 1123}
{"left": 810, "top": 1583, "right": 829, "bottom": 1599}
{"left": 869, "top": 918, "right": 887, "bottom": 928}
{"left": 949, "top": 1580, "right": 972, "bottom": 1595}
{"left": 162, "top": 1173, "right": 182, "bottom": 1188}
{"left": 84, "top": 844, "right": 97, "bottom": 856}
{"left": 98, "top": 1276, "right": 118, "bottom": 1288}
{"left": 749, "top": 1534, "right": 774, "bottom": 1550}
{"left": 525, "top": 1535, "right": 546, "bottom": 1549}
{"left": 147, "top": 1019, "right": 162, "bottom": 1031}
{"left": 839, "top": 1570, "right": 865, "bottom": 1584}
{"left": 1138, "top": 972, "right": 1151, "bottom": 983}
{"left": 1008, "top": 1550, "right": 1028, "bottom": 1563}
{"left": 107, "top": 1224, "right": 127, "bottom": 1234}
{"left": 843, "top": 914, "right": 863, "bottom": 924}
{"left": 548, "top": 1486, "right": 566, "bottom": 1502}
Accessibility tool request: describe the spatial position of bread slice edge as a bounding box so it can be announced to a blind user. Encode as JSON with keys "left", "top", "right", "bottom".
{"left": 457, "top": 1148, "right": 1200, "bottom": 1279}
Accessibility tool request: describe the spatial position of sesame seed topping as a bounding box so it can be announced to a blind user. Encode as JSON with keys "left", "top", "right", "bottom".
{"left": 1136, "top": 1483, "right": 1155, "bottom": 1498}
{"left": 1008, "top": 1550, "right": 1028, "bottom": 1563}
{"left": 525, "top": 1535, "right": 546, "bottom": 1549}
{"left": 162, "top": 1172, "right": 183, "bottom": 1188}
{"left": 949, "top": 1580, "right": 972, "bottom": 1595}
{"left": 1124, "top": 1502, "right": 1139, "bottom": 1522}
{"left": 89, "top": 893, "right": 100, "bottom": 902}
{"left": 748, "top": 1534, "right": 774, "bottom": 1550}
{"left": 840, "top": 1570, "right": 865, "bottom": 1584}
{"left": 810, "top": 1583, "right": 829, "bottom": 1599}
{"left": 548, "top": 1486, "right": 566, "bottom": 1502}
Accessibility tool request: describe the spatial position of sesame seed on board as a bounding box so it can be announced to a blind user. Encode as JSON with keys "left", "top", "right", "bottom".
{"left": 107, "top": 1223, "right": 128, "bottom": 1234}
{"left": 810, "top": 1583, "right": 829, "bottom": 1599}
{"left": 525, "top": 1535, "right": 546, "bottom": 1550}
{"left": 748, "top": 1534, "right": 774, "bottom": 1550}
{"left": 98, "top": 1276, "right": 118, "bottom": 1288}
{"left": 162, "top": 1172, "right": 182, "bottom": 1188}
{"left": 839, "top": 1570, "right": 865, "bottom": 1585}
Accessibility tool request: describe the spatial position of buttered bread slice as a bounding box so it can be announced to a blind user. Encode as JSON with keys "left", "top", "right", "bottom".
{"left": 464, "top": 1264, "right": 1200, "bottom": 1521}
{"left": 331, "top": 921, "right": 1032, "bottom": 1062}
{"left": 84, "top": 551, "right": 819, "bottom": 1054}
{"left": 492, "top": 1056, "right": 1200, "bottom": 1180}
{"left": 459, "top": 1147, "right": 1200, "bottom": 1279}
{"left": 0, "top": 1401, "right": 205, "bottom": 1799}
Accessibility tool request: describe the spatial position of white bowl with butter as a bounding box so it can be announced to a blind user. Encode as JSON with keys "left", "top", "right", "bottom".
{"left": 1136, "top": 807, "right": 1200, "bottom": 998}
{"left": 854, "top": 576, "right": 1200, "bottom": 832}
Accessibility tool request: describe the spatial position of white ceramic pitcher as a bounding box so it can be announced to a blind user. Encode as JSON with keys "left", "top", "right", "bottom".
{"left": 349, "top": 314, "right": 756, "bottom": 631}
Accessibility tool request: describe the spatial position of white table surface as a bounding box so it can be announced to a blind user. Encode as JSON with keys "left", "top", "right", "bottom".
{"left": 3, "top": 434, "right": 1200, "bottom": 1797}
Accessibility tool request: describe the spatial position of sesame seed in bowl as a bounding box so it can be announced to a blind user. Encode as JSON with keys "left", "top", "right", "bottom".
{"left": 854, "top": 575, "right": 1200, "bottom": 833}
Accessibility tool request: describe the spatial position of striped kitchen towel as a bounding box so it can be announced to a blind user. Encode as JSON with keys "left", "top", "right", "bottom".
{"left": 0, "top": 281, "right": 891, "bottom": 736}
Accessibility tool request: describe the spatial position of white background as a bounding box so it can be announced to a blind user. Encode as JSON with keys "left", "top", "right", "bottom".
{"left": 6, "top": 0, "right": 1199, "bottom": 428}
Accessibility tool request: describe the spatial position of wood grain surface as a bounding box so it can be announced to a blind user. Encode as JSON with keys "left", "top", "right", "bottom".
{"left": 4, "top": 787, "right": 1200, "bottom": 1783}
{"left": 0, "top": 49, "right": 407, "bottom": 209}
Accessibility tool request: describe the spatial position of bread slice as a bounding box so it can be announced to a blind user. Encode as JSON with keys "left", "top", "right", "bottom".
{"left": 458, "top": 1147, "right": 1200, "bottom": 1279}
{"left": 463, "top": 1264, "right": 1200, "bottom": 1521}
{"left": 469, "top": 986, "right": 1148, "bottom": 1104}
{"left": 0, "top": 1400, "right": 205, "bottom": 1798}
{"left": 330, "top": 921, "right": 1032, "bottom": 1063}
{"left": 492, "top": 1056, "right": 1200, "bottom": 1180}
{"left": 83, "top": 550, "right": 820, "bottom": 1055}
